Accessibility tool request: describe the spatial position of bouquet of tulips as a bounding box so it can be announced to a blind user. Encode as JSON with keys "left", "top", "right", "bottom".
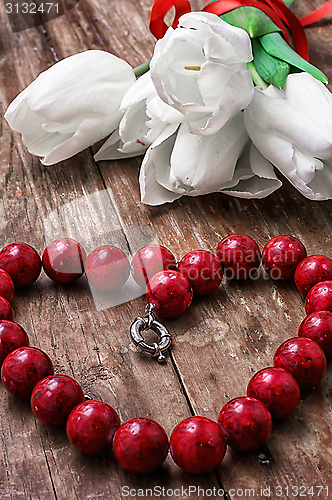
{"left": 5, "top": 0, "right": 332, "bottom": 205}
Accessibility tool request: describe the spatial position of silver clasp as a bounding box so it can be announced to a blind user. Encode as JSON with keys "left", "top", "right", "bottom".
{"left": 130, "top": 304, "right": 172, "bottom": 362}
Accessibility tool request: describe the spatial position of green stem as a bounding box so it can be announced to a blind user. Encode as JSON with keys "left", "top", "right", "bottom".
{"left": 134, "top": 60, "right": 150, "bottom": 77}
{"left": 247, "top": 61, "right": 269, "bottom": 89}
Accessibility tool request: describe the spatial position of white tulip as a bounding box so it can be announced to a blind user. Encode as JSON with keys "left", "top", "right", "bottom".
{"left": 94, "top": 71, "right": 183, "bottom": 161}
{"left": 150, "top": 12, "right": 254, "bottom": 136}
{"left": 5, "top": 50, "right": 136, "bottom": 165}
{"left": 244, "top": 73, "right": 332, "bottom": 200}
{"left": 94, "top": 71, "right": 280, "bottom": 205}
{"left": 139, "top": 112, "right": 281, "bottom": 205}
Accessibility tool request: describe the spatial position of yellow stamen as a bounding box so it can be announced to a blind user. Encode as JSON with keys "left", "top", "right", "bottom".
{"left": 184, "top": 65, "right": 201, "bottom": 71}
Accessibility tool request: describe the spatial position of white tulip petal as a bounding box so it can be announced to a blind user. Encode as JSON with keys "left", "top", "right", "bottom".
{"left": 140, "top": 119, "right": 281, "bottom": 204}
{"left": 5, "top": 50, "right": 136, "bottom": 165}
{"left": 94, "top": 130, "right": 122, "bottom": 161}
{"left": 221, "top": 176, "right": 281, "bottom": 199}
{"left": 120, "top": 71, "right": 155, "bottom": 111}
{"left": 119, "top": 142, "right": 148, "bottom": 155}
{"left": 288, "top": 158, "right": 332, "bottom": 201}
{"left": 192, "top": 70, "right": 253, "bottom": 135}
{"left": 120, "top": 120, "right": 167, "bottom": 155}
{"left": 144, "top": 122, "right": 168, "bottom": 146}
{"left": 21, "top": 107, "right": 73, "bottom": 157}
{"left": 293, "top": 149, "right": 324, "bottom": 184}
{"left": 148, "top": 123, "right": 179, "bottom": 150}
{"left": 220, "top": 143, "right": 282, "bottom": 198}
{"left": 167, "top": 113, "right": 247, "bottom": 193}
{"left": 147, "top": 95, "right": 184, "bottom": 123}
{"left": 42, "top": 120, "right": 82, "bottom": 134}
{"left": 263, "top": 84, "right": 284, "bottom": 99}
{"left": 42, "top": 113, "right": 124, "bottom": 165}
{"left": 306, "top": 160, "right": 332, "bottom": 200}
{"left": 149, "top": 27, "right": 174, "bottom": 101}
{"left": 162, "top": 68, "right": 203, "bottom": 109}
{"left": 96, "top": 73, "right": 173, "bottom": 161}
{"left": 140, "top": 164, "right": 182, "bottom": 206}
{"left": 248, "top": 85, "right": 332, "bottom": 152}
{"left": 244, "top": 112, "right": 332, "bottom": 200}
{"left": 96, "top": 69, "right": 181, "bottom": 162}
{"left": 245, "top": 112, "right": 299, "bottom": 175}
{"left": 139, "top": 125, "right": 182, "bottom": 205}
{"left": 205, "top": 141, "right": 253, "bottom": 190}
{"left": 198, "top": 62, "right": 233, "bottom": 108}
{"left": 31, "top": 83, "right": 123, "bottom": 127}
{"left": 150, "top": 12, "right": 253, "bottom": 135}
{"left": 5, "top": 87, "right": 30, "bottom": 131}
{"left": 244, "top": 71, "right": 332, "bottom": 200}
{"left": 150, "top": 28, "right": 206, "bottom": 109}
{"left": 203, "top": 30, "right": 249, "bottom": 66}
{"left": 249, "top": 142, "right": 280, "bottom": 180}
{"left": 179, "top": 12, "right": 253, "bottom": 62}
{"left": 284, "top": 73, "right": 332, "bottom": 136}
{"left": 94, "top": 129, "right": 145, "bottom": 161}
{"left": 119, "top": 104, "right": 169, "bottom": 155}
{"left": 119, "top": 101, "right": 150, "bottom": 146}
{"left": 27, "top": 51, "right": 135, "bottom": 121}
{"left": 153, "top": 132, "right": 182, "bottom": 191}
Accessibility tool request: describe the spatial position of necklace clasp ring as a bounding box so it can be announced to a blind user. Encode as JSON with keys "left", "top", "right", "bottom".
{"left": 130, "top": 304, "right": 172, "bottom": 362}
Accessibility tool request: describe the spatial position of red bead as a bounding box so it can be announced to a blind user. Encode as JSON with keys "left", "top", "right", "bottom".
{"left": 0, "top": 269, "right": 15, "bottom": 302}
{"left": 146, "top": 270, "right": 193, "bottom": 318}
{"left": 85, "top": 245, "right": 130, "bottom": 291}
{"left": 218, "top": 396, "right": 272, "bottom": 451}
{"left": 0, "top": 321, "right": 29, "bottom": 366}
{"left": 298, "top": 311, "right": 332, "bottom": 359}
{"left": 31, "top": 374, "right": 84, "bottom": 428}
{"left": 305, "top": 280, "right": 332, "bottom": 315}
{"left": 170, "top": 416, "right": 226, "bottom": 474}
{"left": 1, "top": 346, "right": 53, "bottom": 400}
{"left": 215, "top": 234, "right": 261, "bottom": 280}
{"left": 273, "top": 337, "right": 326, "bottom": 390}
{"left": 42, "top": 238, "right": 86, "bottom": 284}
{"left": 0, "top": 297, "right": 14, "bottom": 321}
{"left": 177, "top": 250, "right": 223, "bottom": 296}
{"left": 294, "top": 255, "right": 332, "bottom": 297}
{"left": 262, "top": 235, "right": 307, "bottom": 281}
{"left": 113, "top": 417, "right": 169, "bottom": 474}
{"left": 247, "top": 367, "right": 300, "bottom": 420}
{"left": 0, "top": 242, "right": 41, "bottom": 288}
{"left": 66, "top": 400, "right": 120, "bottom": 455}
{"left": 131, "top": 245, "right": 177, "bottom": 288}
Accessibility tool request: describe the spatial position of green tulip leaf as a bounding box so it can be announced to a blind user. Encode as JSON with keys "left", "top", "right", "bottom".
{"left": 259, "top": 32, "right": 328, "bottom": 84}
{"left": 220, "top": 7, "right": 281, "bottom": 37}
{"left": 252, "top": 38, "right": 290, "bottom": 88}
{"left": 247, "top": 61, "right": 268, "bottom": 89}
{"left": 204, "top": 1, "right": 281, "bottom": 37}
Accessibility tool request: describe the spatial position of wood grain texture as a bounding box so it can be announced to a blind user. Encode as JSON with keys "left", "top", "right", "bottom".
{"left": 1, "top": 0, "right": 332, "bottom": 499}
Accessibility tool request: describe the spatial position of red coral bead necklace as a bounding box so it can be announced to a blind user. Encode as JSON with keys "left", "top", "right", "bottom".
{"left": 0, "top": 235, "right": 330, "bottom": 475}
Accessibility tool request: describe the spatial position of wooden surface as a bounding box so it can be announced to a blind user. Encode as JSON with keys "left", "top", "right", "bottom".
{"left": 1, "top": 1, "right": 332, "bottom": 499}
